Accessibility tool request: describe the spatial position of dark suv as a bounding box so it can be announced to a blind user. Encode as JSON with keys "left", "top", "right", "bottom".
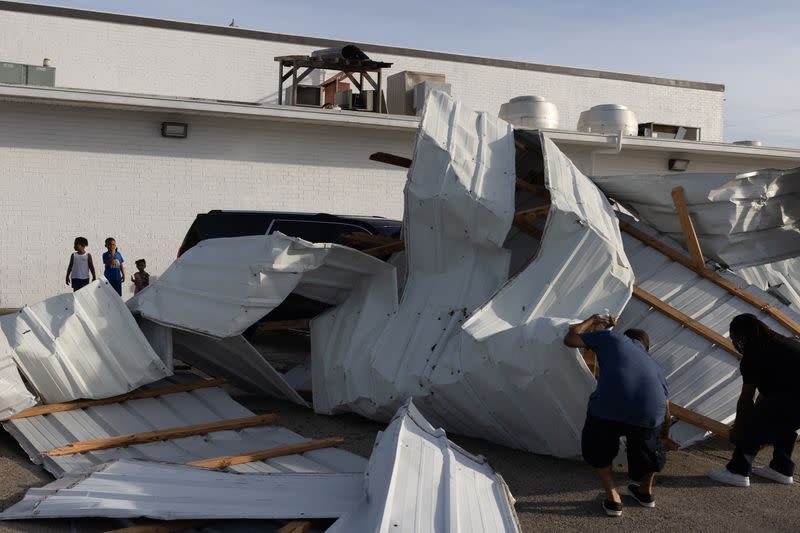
{"left": 177, "top": 211, "right": 403, "bottom": 328}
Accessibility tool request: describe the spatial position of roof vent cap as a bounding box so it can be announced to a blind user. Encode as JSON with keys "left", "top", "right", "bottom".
{"left": 499, "top": 96, "right": 559, "bottom": 130}
{"left": 577, "top": 104, "right": 638, "bottom": 135}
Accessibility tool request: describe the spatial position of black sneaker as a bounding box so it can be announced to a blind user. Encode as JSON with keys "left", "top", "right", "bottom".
{"left": 627, "top": 484, "right": 655, "bottom": 508}
{"left": 603, "top": 499, "right": 623, "bottom": 517}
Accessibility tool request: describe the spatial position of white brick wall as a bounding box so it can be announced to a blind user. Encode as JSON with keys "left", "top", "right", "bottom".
{"left": 0, "top": 101, "right": 413, "bottom": 307}
{"left": 0, "top": 10, "right": 725, "bottom": 140}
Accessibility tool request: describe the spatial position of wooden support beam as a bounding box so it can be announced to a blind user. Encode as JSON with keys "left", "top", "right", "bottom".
{"left": 515, "top": 178, "right": 550, "bottom": 199}
{"left": 105, "top": 521, "right": 215, "bottom": 533}
{"left": 671, "top": 186, "right": 705, "bottom": 269}
{"left": 186, "top": 437, "right": 345, "bottom": 469}
{"left": 632, "top": 286, "right": 739, "bottom": 359}
{"left": 363, "top": 240, "right": 406, "bottom": 256}
{"left": 278, "top": 522, "right": 313, "bottom": 533}
{"left": 43, "top": 414, "right": 279, "bottom": 457}
{"left": 343, "top": 232, "right": 399, "bottom": 246}
{"left": 10, "top": 379, "right": 227, "bottom": 420}
{"left": 369, "top": 152, "right": 411, "bottom": 169}
{"left": 620, "top": 220, "right": 800, "bottom": 338}
{"left": 668, "top": 402, "right": 731, "bottom": 440}
{"left": 514, "top": 205, "right": 550, "bottom": 220}
{"left": 257, "top": 319, "right": 311, "bottom": 332}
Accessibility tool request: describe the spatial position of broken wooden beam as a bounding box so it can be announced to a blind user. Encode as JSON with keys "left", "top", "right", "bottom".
{"left": 369, "top": 151, "right": 411, "bottom": 169}
{"left": 43, "top": 414, "right": 279, "bottom": 457}
{"left": 671, "top": 186, "right": 706, "bottom": 270}
{"left": 257, "top": 319, "right": 312, "bottom": 332}
{"left": 10, "top": 379, "right": 227, "bottom": 420}
{"left": 363, "top": 240, "right": 406, "bottom": 256}
{"left": 343, "top": 232, "right": 400, "bottom": 246}
{"left": 668, "top": 402, "right": 731, "bottom": 440}
{"left": 632, "top": 286, "right": 740, "bottom": 359}
{"left": 105, "top": 521, "right": 215, "bottom": 533}
{"left": 186, "top": 437, "right": 345, "bottom": 469}
{"left": 620, "top": 220, "right": 800, "bottom": 338}
{"left": 278, "top": 522, "right": 313, "bottom": 533}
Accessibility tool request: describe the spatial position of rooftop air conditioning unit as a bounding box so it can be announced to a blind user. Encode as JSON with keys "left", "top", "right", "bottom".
{"left": 498, "top": 96, "right": 559, "bottom": 130}
{"left": 387, "top": 71, "right": 447, "bottom": 115}
{"left": 284, "top": 85, "right": 321, "bottom": 107}
{"left": 577, "top": 104, "right": 638, "bottom": 135}
{"left": 638, "top": 122, "right": 701, "bottom": 141}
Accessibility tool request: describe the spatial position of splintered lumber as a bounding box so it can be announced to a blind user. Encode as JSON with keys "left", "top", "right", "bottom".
{"left": 668, "top": 402, "right": 731, "bottom": 440}
{"left": 363, "top": 240, "right": 406, "bottom": 256}
{"left": 258, "top": 319, "right": 312, "bottom": 332}
{"left": 10, "top": 379, "right": 227, "bottom": 419}
{"left": 343, "top": 232, "right": 400, "bottom": 246}
{"left": 632, "top": 286, "right": 740, "bottom": 359}
{"left": 186, "top": 437, "right": 345, "bottom": 469}
{"left": 369, "top": 151, "right": 411, "bottom": 168}
{"left": 278, "top": 522, "right": 313, "bottom": 533}
{"left": 43, "top": 414, "right": 279, "bottom": 457}
{"left": 620, "top": 220, "right": 800, "bottom": 337}
{"left": 671, "top": 186, "right": 705, "bottom": 270}
{"left": 515, "top": 178, "right": 551, "bottom": 199}
{"left": 105, "top": 521, "right": 215, "bottom": 533}
{"left": 514, "top": 205, "right": 550, "bottom": 220}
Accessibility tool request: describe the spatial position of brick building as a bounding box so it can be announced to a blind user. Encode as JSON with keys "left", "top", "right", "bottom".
{"left": 0, "top": 2, "right": 798, "bottom": 306}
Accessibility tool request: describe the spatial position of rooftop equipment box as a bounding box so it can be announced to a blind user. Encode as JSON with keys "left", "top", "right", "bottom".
{"left": 0, "top": 62, "right": 26, "bottom": 84}
{"left": 25, "top": 65, "right": 55, "bottom": 86}
{"left": 387, "top": 71, "right": 446, "bottom": 115}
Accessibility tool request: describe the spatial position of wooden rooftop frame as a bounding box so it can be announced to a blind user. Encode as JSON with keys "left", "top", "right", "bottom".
{"left": 275, "top": 55, "right": 392, "bottom": 112}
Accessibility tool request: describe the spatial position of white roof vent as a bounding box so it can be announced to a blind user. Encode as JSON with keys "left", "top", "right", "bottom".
{"left": 499, "top": 96, "right": 559, "bottom": 130}
{"left": 577, "top": 104, "right": 638, "bottom": 135}
{"left": 732, "top": 140, "right": 763, "bottom": 147}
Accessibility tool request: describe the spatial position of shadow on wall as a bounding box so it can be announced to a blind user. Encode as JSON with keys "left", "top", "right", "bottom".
{"left": 0, "top": 102, "right": 414, "bottom": 168}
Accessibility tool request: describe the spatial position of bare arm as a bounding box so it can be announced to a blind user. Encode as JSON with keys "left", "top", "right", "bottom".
{"left": 88, "top": 254, "right": 96, "bottom": 281}
{"left": 661, "top": 401, "right": 671, "bottom": 440}
{"left": 563, "top": 314, "right": 616, "bottom": 348}
{"left": 65, "top": 254, "right": 74, "bottom": 285}
{"left": 120, "top": 262, "right": 126, "bottom": 283}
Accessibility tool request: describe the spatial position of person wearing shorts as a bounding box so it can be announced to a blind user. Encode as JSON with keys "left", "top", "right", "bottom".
{"left": 564, "top": 314, "right": 670, "bottom": 517}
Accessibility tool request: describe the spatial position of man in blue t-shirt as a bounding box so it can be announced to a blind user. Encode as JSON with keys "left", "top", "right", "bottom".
{"left": 564, "top": 314, "right": 670, "bottom": 517}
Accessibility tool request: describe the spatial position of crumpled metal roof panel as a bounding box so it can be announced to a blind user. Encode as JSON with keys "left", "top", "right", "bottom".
{"left": 617, "top": 217, "right": 800, "bottom": 446}
{"left": 328, "top": 400, "right": 521, "bottom": 533}
{"left": 313, "top": 92, "right": 634, "bottom": 457}
{"left": 134, "top": 233, "right": 393, "bottom": 338}
{"left": 592, "top": 168, "right": 800, "bottom": 269}
{"left": 2, "top": 380, "right": 367, "bottom": 478}
{"left": 0, "top": 459, "right": 364, "bottom": 520}
{"left": 0, "top": 342, "right": 36, "bottom": 420}
{"left": 0, "top": 279, "right": 170, "bottom": 403}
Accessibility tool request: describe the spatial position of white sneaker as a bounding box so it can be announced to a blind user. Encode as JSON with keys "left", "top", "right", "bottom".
{"left": 709, "top": 466, "right": 750, "bottom": 487}
{"left": 753, "top": 465, "right": 794, "bottom": 485}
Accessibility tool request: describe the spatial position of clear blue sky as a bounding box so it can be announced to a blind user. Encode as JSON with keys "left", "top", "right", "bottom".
{"left": 30, "top": 0, "right": 800, "bottom": 147}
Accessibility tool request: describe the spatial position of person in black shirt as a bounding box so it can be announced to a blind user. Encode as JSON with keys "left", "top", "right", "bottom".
{"left": 710, "top": 313, "right": 800, "bottom": 487}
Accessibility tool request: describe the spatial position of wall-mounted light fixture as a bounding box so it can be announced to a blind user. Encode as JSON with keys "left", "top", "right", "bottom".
{"left": 668, "top": 158, "right": 690, "bottom": 171}
{"left": 161, "top": 122, "right": 188, "bottom": 138}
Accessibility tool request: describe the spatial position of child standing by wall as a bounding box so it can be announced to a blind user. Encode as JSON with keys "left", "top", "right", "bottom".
{"left": 65, "top": 237, "right": 96, "bottom": 291}
{"left": 103, "top": 237, "right": 125, "bottom": 296}
{"left": 132, "top": 259, "right": 150, "bottom": 294}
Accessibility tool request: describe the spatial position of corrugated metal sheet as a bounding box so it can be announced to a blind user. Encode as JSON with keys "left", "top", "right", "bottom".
{"left": 329, "top": 400, "right": 520, "bottom": 533}
{"left": 133, "top": 233, "right": 393, "bottom": 338}
{"left": 738, "top": 257, "right": 800, "bottom": 309}
{"left": 592, "top": 168, "right": 800, "bottom": 269}
{"left": 313, "top": 92, "right": 634, "bottom": 457}
{"left": 0, "top": 459, "right": 364, "bottom": 520}
{"left": 2, "top": 381, "right": 367, "bottom": 478}
{"left": 172, "top": 330, "right": 308, "bottom": 406}
{"left": 616, "top": 215, "right": 800, "bottom": 446}
{"left": 0, "top": 279, "right": 170, "bottom": 403}
{"left": 0, "top": 338, "right": 36, "bottom": 420}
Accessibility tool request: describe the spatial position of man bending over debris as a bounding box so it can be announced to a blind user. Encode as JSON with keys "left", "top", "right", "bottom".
{"left": 564, "top": 315, "right": 669, "bottom": 517}
{"left": 709, "top": 313, "right": 800, "bottom": 487}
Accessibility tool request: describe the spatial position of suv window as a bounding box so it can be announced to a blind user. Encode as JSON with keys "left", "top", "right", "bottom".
{"left": 268, "top": 220, "right": 372, "bottom": 245}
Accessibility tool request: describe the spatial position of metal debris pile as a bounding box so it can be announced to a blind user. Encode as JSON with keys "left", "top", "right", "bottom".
{"left": 1, "top": 90, "right": 800, "bottom": 531}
